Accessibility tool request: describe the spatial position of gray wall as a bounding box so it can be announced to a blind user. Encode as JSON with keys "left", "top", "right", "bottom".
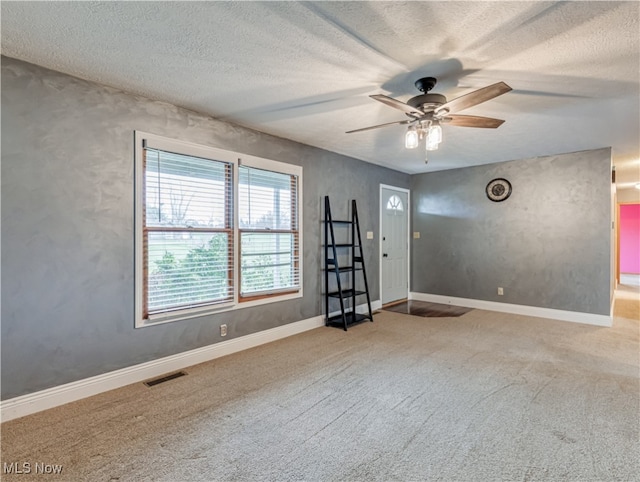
{"left": 1, "top": 57, "right": 410, "bottom": 400}
{"left": 411, "top": 148, "right": 612, "bottom": 316}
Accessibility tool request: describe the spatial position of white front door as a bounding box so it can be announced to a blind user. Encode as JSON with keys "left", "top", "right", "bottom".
{"left": 381, "top": 186, "right": 409, "bottom": 305}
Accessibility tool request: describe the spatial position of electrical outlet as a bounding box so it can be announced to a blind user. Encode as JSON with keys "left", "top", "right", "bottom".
{"left": 367, "top": 231, "right": 374, "bottom": 239}
{"left": 220, "top": 324, "right": 227, "bottom": 337}
{"left": 413, "top": 232, "right": 421, "bottom": 239}
{"left": 497, "top": 287, "right": 504, "bottom": 296}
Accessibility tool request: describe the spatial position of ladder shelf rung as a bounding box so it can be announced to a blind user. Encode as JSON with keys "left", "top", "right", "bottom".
{"left": 327, "top": 258, "right": 362, "bottom": 265}
{"left": 326, "top": 313, "right": 372, "bottom": 328}
{"left": 328, "top": 289, "right": 366, "bottom": 298}
{"left": 328, "top": 266, "right": 362, "bottom": 272}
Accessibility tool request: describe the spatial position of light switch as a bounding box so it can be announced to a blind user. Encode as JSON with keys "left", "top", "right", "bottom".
{"left": 413, "top": 232, "right": 421, "bottom": 239}
{"left": 366, "top": 231, "right": 374, "bottom": 240}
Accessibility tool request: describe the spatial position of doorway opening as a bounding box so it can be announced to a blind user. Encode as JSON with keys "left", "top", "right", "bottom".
{"left": 617, "top": 203, "right": 640, "bottom": 287}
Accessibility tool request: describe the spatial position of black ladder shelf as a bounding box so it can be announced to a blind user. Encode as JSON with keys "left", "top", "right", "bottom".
{"left": 324, "top": 196, "right": 373, "bottom": 331}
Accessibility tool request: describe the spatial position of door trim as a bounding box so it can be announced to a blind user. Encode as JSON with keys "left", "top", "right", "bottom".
{"left": 379, "top": 184, "right": 411, "bottom": 305}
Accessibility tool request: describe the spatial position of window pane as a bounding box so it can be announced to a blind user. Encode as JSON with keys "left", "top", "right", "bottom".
{"left": 386, "top": 194, "right": 404, "bottom": 211}
{"left": 147, "top": 231, "right": 232, "bottom": 313}
{"left": 239, "top": 166, "right": 295, "bottom": 230}
{"left": 145, "top": 149, "right": 231, "bottom": 229}
{"left": 241, "top": 233, "right": 298, "bottom": 295}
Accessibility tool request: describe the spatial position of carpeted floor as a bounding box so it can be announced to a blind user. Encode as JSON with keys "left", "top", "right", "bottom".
{"left": 1, "top": 287, "right": 638, "bottom": 481}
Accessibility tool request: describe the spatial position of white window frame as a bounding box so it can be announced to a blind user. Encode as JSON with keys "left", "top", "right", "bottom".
{"left": 135, "top": 131, "right": 303, "bottom": 327}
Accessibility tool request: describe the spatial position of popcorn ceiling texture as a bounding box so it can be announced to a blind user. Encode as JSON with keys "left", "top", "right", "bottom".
{"left": 1, "top": 1, "right": 638, "bottom": 185}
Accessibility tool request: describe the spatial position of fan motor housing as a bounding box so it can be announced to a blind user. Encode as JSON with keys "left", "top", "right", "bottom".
{"left": 407, "top": 93, "right": 447, "bottom": 111}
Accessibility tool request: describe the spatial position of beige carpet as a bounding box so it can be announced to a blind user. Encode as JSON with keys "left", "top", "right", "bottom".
{"left": 2, "top": 289, "right": 638, "bottom": 481}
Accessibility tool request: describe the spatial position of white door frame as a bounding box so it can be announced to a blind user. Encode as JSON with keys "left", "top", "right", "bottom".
{"left": 379, "top": 184, "right": 411, "bottom": 305}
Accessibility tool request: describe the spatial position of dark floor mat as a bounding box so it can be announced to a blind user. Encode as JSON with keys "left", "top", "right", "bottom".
{"left": 383, "top": 300, "right": 473, "bottom": 317}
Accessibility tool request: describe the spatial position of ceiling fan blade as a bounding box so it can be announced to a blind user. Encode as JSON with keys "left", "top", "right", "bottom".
{"left": 435, "top": 82, "right": 512, "bottom": 115}
{"left": 443, "top": 114, "right": 505, "bottom": 128}
{"left": 345, "top": 119, "right": 411, "bottom": 134}
{"left": 370, "top": 94, "right": 424, "bottom": 116}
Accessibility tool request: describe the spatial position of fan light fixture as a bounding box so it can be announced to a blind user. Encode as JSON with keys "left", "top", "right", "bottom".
{"left": 405, "top": 127, "right": 419, "bottom": 149}
{"left": 346, "top": 76, "right": 511, "bottom": 167}
{"left": 405, "top": 121, "right": 443, "bottom": 151}
{"left": 425, "top": 123, "right": 442, "bottom": 151}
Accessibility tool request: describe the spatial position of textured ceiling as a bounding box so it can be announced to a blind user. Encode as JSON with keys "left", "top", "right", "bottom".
{"left": 2, "top": 1, "right": 639, "bottom": 188}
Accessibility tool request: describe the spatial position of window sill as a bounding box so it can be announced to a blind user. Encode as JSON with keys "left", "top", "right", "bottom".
{"left": 239, "top": 288, "right": 300, "bottom": 303}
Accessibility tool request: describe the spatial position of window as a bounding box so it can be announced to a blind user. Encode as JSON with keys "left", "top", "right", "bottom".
{"left": 135, "top": 132, "right": 302, "bottom": 327}
{"left": 386, "top": 194, "right": 404, "bottom": 212}
{"left": 144, "top": 147, "right": 234, "bottom": 316}
{"left": 239, "top": 166, "right": 299, "bottom": 298}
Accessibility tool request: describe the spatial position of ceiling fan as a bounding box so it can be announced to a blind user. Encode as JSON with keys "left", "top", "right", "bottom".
{"left": 346, "top": 77, "right": 512, "bottom": 158}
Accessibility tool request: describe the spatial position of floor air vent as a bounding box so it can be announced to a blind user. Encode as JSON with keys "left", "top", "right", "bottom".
{"left": 143, "top": 371, "right": 187, "bottom": 387}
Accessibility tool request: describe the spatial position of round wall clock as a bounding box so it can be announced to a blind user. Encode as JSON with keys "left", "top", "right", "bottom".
{"left": 486, "top": 178, "right": 512, "bottom": 202}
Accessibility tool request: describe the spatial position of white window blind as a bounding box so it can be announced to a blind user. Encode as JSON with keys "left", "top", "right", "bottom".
{"left": 144, "top": 148, "right": 233, "bottom": 316}
{"left": 238, "top": 165, "right": 300, "bottom": 297}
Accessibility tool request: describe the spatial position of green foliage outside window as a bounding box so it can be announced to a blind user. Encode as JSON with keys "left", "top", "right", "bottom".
{"left": 149, "top": 234, "right": 229, "bottom": 310}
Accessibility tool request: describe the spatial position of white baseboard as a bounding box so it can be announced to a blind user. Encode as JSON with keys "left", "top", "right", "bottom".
{"left": 1, "top": 315, "right": 327, "bottom": 423}
{"left": 409, "top": 292, "right": 612, "bottom": 327}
